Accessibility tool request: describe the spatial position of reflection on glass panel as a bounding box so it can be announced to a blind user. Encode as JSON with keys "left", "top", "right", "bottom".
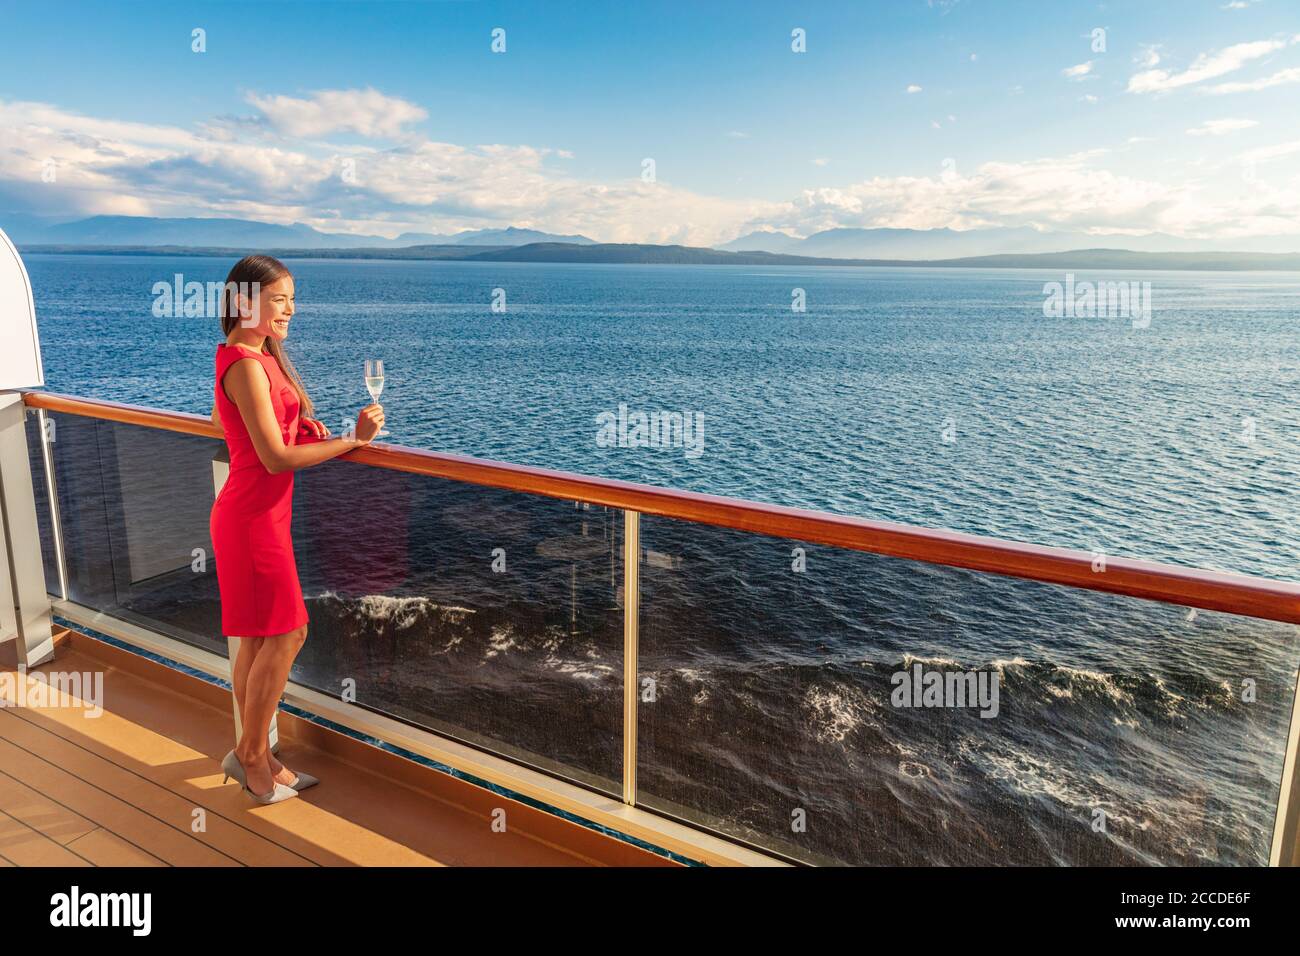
{"left": 45, "top": 413, "right": 224, "bottom": 652}
{"left": 23, "top": 408, "right": 60, "bottom": 596}
{"left": 44, "top": 412, "right": 113, "bottom": 610}
{"left": 290, "top": 459, "right": 624, "bottom": 794}
{"left": 636, "top": 515, "right": 1300, "bottom": 866}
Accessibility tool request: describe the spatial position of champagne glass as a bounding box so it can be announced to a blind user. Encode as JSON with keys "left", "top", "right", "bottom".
{"left": 364, "top": 358, "right": 389, "bottom": 437}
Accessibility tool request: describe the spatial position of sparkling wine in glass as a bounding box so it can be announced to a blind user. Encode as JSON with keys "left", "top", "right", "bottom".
{"left": 364, "top": 358, "right": 389, "bottom": 437}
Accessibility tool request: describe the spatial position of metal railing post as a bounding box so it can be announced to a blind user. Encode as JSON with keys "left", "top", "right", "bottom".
{"left": 622, "top": 509, "right": 639, "bottom": 806}
{"left": 35, "top": 408, "right": 68, "bottom": 600}
{"left": 0, "top": 391, "right": 53, "bottom": 667}
{"left": 1269, "top": 664, "right": 1300, "bottom": 865}
{"left": 213, "top": 447, "right": 279, "bottom": 755}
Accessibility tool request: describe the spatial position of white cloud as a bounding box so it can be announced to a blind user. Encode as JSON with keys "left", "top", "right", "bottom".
{"left": 811, "top": 158, "right": 829, "bottom": 166}
{"left": 1187, "top": 118, "right": 1258, "bottom": 135}
{"left": 1080, "top": 94, "right": 1099, "bottom": 104}
{"left": 741, "top": 149, "right": 1300, "bottom": 241}
{"left": 3, "top": 94, "right": 1298, "bottom": 246}
{"left": 1062, "top": 61, "right": 1093, "bottom": 80}
{"left": 906, "top": 84, "right": 923, "bottom": 93}
{"left": 1239, "top": 140, "right": 1300, "bottom": 163}
{"left": 1206, "top": 66, "right": 1300, "bottom": 94}
{"left": 1136, "top": 47, "right": 1161, "bottom": 68}
{"left": 754, "top": 155, "right": 1175, "bottom": 236}
{"left": 0, "top": 96, "right": 776, "bottom": 245}
{"left": 245, "top": 88, "right": 427, "bottom": 138}
{"left": 1128, "top": 36, "right": 1296, "bottom": 93}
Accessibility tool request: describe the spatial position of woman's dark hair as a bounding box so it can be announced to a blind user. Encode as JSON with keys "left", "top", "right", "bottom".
{"left": 219, "top": 254, "right": 314, "bottom": 416}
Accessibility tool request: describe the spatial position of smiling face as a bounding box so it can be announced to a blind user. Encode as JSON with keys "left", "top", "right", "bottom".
{"left": 261, "top": 275, "right": 295, "bottom": 341}
{"left": 238, "top": 274, "right": 295, "bottom": 341}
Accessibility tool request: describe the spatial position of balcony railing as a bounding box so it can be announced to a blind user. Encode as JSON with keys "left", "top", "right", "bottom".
{"left": 11, "top": 388, "right": 1300, "bottom": 866}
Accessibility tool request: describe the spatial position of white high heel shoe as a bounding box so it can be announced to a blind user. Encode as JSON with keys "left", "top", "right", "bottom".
{"left": 285, "top": 769, "right": 319, "bottom": 791}
{"left": 222, "top": 750, "right": 298, "bottom": 804}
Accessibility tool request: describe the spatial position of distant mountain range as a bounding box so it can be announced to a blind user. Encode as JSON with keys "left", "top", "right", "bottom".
{"left": 7, "top": 214, "right": 1295, "bottom": 259}
{"left": 6, "top": 213, "right": 1297, "bottom": 270}
{"left": 453, "top": 243, "right": 1300, "bottom": 270}
{"left": 715, "top": 226, "right": 1298, "bottom": 258}
{"left": 17, "top": 240, "right": 1299, "bottom": 271}
{"left": 0, "top": 214, "right": 595, "bottom": 249}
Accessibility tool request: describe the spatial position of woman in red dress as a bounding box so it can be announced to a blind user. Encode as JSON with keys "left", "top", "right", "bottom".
{"left": 210, "top": 255, "right": 385, "bottom": 804}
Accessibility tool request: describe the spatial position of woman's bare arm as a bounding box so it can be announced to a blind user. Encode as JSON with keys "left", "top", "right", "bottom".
{"left": 222, "top": 358, "right": 383, "bottom": 474}
{"left": 210, "top": 403, "right": 220, "bottom": 428}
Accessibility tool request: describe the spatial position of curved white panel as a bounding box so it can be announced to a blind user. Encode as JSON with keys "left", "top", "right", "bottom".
{"left": 0, "top": 227, "right": 43, "bottom": 388}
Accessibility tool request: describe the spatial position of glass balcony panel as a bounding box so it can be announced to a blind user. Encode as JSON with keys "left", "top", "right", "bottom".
{"left": 40, "top": 411, "right": 624, "bottom": 794}
{"left": 44, "top": 412, "right": 225, "bottom": 647}
{"left": 290, "top": 459, "right": 624, "bottom": 793}
{"left": 636, "top": 514, "right": 1300, "bottom": 866}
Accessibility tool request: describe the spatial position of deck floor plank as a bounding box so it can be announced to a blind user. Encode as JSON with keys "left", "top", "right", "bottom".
{"left": 0, "top": 768, "right": 99, "bottom": 846}
{"left": 0, "top": 807, "right": 94, "bottom": 867}
{"left": 65, "top": 827, "right": 168, "bottom": 866}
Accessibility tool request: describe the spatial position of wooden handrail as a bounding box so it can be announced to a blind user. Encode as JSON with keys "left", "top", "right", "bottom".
{"left": 21, "top": 389, "right": 1300, "bottom": 624}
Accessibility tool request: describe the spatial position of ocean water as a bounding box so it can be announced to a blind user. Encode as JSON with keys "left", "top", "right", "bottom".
{"left": 28, "top": 254, "right": 1300, "bottom": 580}
{"left": 23, "top": 253, "right": 1300, "bottom": 865}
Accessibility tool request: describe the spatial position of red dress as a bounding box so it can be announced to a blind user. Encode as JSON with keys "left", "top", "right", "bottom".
{"left": 209, "top": 343, "right": 311, "bottom": 637}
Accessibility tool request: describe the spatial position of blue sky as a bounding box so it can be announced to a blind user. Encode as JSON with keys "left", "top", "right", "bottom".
{"left": 1, "top": 0, "right": 1298, "bottom": 244}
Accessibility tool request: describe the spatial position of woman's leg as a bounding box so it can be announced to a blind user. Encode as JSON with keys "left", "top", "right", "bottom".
{"left": 231, "top": 635, "right": 263, "bottom": 731}
{"left": 232, "top": 637, "right": 294, "bottom": 782}
{"left": 236, "top": 624, "right": 308, "bottom": 795}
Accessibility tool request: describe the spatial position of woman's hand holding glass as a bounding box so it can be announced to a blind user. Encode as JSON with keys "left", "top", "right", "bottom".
{"left": 353, "top": 404, "right": 385, "bottom": 444}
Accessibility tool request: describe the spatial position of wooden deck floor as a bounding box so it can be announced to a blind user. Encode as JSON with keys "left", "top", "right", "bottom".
{"left": 0, "top": 627, "right": 679, "bottom": 867}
